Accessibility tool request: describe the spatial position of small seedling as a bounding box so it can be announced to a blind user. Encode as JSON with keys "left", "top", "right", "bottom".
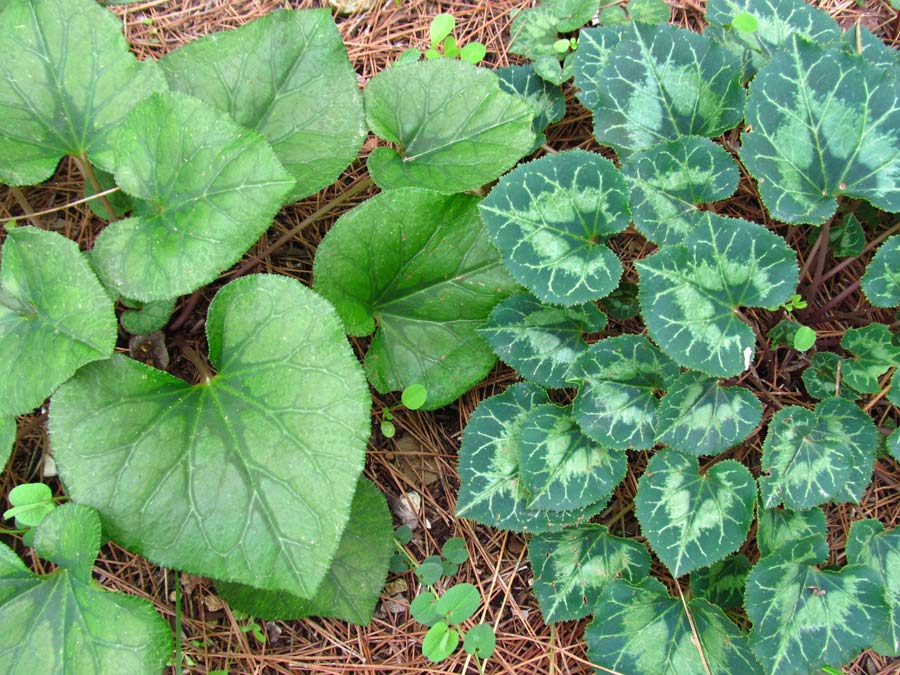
{"left": 399, "top": 14, "right": 487, "bottom": 65}
{"left": 3, "top": 482, "right": 58, "bottom": 528}
{"left": 381, "top": 384, "right": 428, "bottom": 438}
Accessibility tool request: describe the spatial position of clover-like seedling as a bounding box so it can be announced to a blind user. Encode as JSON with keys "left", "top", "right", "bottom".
{"left": 381, "top": 384, "right": 429, "bottom": 438}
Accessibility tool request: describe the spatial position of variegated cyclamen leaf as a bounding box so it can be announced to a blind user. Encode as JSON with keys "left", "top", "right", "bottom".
{"left": 746, "top": 535, "right": 889, "bottom": 675}
{"left": 690, "top": 553, "right": 750, "bottom": 610}
{"left": 364, "top": 59, "right": 535, "bottom": 193}
{"left": 655, "top": 371, "right": 762, "bottom": 456}
{"left": 622, "top": 136, "right": 740, "bottom": 245}
{"left": 636, "top": 213, "right": 799, "bottom": 377}
{"left": 575, "top": 22, "right": 745, "bottom": 157}
{"left": 519, "top": 404, "right": 627, "bottom": 511}
{"left": 529, "top": 524, "right": 650, "bottom": 623}
{"left": 845, "top": 25, "right": 900, "bottom": 71}
{"left": 705, "top": 0, "right": 839, "bottom": 77}
{"left": 840, "top": 324, "right": 900, "bottom": 394}
{"left": 889, "top": 427, "right": 900, "bottom": 463}
{"left": 571, "top": 335, "right": 679, "bottom": 449}
{"left": 801, "top": 351, "right": 863, "bottom": 400}
{"left": 862, "top": 235, "right": 900, "bottom": 308}
{"left": 478, "top": 293, "right": 607, "bottom": 388}
{"left": 756, "top": 505, "right": 826, "bottom": 558}
{"left": 741, "top": 38, "right": 900, "bottom": 225}
{"left": 479, "top": 149, "right": 630, "bottom": 306}
{"left": 759, "top": 397, "right": 878, "bottom": 510}
{"left": 455, "top": 384, "right": 607, "bottom": 533}
{"left": 636, "top": 451, "right": 756, "bottom": 577}
{"left": 573, "top": 26, "right": 624, "bottom": 111}
{"left": 586, "top": 577, "right": 763, "bottom": 675}
{"left": 496, "top": 65, "right": 566, "bottom": 151}
{"left": 846, "top": 519, "right": 900, "bottom": 655}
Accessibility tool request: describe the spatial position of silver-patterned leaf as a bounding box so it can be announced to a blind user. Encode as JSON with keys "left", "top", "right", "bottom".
{"left": 801, "top": 351, "right": 863, "bottom": 400}
{"left": 573, "top": 26, "right": 624, "bottom": 111}
{"left": 479, "top": 149, "right": 630, "bottom": 305}
{"left": 846, "top": 519, "right": 900, "bottom": 656}
{"left": 756, "top": 505, "right": 826, "bottom": 558}
{"left": 862, "top": 234, "right": 900, "bottom": 308}
{"left": 690, "top": 553, "right": 750, "bottom": 610}
{"left": 496, "top": 65, "right": 566, "bottom": 150}
{"left": 840, "top": 323, "right": 900, "bottom": 394}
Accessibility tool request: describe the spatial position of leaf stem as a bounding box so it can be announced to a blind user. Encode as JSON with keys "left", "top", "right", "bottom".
{"left": 7, "top": 187, "right": 43, "bottom": 228}
{"left": 72, "top": 153, "right": 117, "bottom": 222}
{"left": 676, "top": 582, "right": 712, "bottom": 675}
{"left": 0, "top": 186, "right": 122, "bottom": 225}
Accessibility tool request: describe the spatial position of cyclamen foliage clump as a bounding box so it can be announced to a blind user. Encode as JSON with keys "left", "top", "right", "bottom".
{"left": 1, "top": 0, "right": 899, "bottom": 673}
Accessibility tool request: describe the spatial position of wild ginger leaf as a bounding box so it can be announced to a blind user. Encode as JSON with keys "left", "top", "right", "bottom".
{"left": 655, "top": 371, "right": 762, "bottom": 456}
{"left": 586, "top": 577, "right": 762, "bottom": 675}
{"left": 479, "top": 149, "right": 630, "bottom": 306}
{"left": 160, "top": 9, "right": 366, "bottom": 203}
{"left": 313, "top": 189, "right": 518, "bottom": 410}
{"left": 636, "top": 451, "right": 756, "bottom": 577}
{"left": 741, "top": 38, "right": 900, "bottom": 225}
{"left": 746, "top": 535, "right": 889, "bottom": 675}
{"left": 636, "top": 212, "right": 798, "bottom": 377}
{"left": 571, "top": 334, "right": 679, "bottom": 449}
{"left": 0, "top": 0, "right": 166, "bottom": 185}
{"left": 840, "top": 324, "right": 900, "bottom": 394}
{"left": 215, "top": 478, "right": 393, "bottom": 626}
{"left": 91, "top": 92, "right": 295, "bottom": 302}
{"left": 759, "top": 397, "right": 877, "bottom": 510}
{"left": 574, "top": 22, "right": 745, "bottom": 157}
{"left": 862, "top": 235, "right": 900, "bottom": 307}
{"left": 0, "top": 418, "right": 13, "bottom": 472}
{"left": 0, "top": 227, "right": 116, "bottom": 417}
{"left": 846, "top": 519, "right": 900, "bottom": 656}
{"left": 690, "top": 553, "right": 750, "bottom": 610}
{"left": 364, "top": 59, "right": 535, "bottom": 193}
{"left": 478, "top": 292, "right": 607, "bottom": 388}
{"left": 529, "top": 524, "right": 650, "bottom": 623}
{"left": 496, "top": 64, "right": 566, "bottom": 150}
{"left": 518, "top": 404, "right": 627, "bottom": 512}
{"left": 756, "top": 505, "right": 826, "bottom": 558}
{"left": 0, "top": 504, "right": 172, "bottom": 674}
{"left": 622, "top": 136, "right": 740, "bottom": 245}
{"left": 50, "top": 275, "right": 371, "bottom": 597}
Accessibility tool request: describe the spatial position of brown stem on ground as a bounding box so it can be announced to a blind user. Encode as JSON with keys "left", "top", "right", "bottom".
{"left": 72, "top": 153, "right": 117, "bottom": 222}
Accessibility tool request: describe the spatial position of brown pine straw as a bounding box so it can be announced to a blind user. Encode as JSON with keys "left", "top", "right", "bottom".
{"left": 2, "top": 1, "right": 900, "bottom": 674}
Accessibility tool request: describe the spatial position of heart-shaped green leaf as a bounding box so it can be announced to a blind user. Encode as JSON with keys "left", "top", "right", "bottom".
{"left": 119, "top": 297, "right": 176, "bottom": 335}
{"left": 846, "top": 25, "right": 900, "bottom": 71}
{"left": 741, "top": 38, "right": 900, "bottom": 225}
{"left": 759, "top": 397, "right": 878, "bottom": 510}
{"left": 571, "top": 334, "right": 680, "bottom": 449}
{"left": 655, "top": 371, "right": 762, "bottom": 456}
{"left": 313, "top": 189, "right": 518, "bottom": 410}
{"left": 160, "top": 9, "right": 365, "bottom": 203}
{"left": 0, "top": 0, "right": 166, "bottom": 185}
{"left": 636, "top": 213, "right": 798, "bottom": 377}
{"left": 91, "top": 92, "right": 295, "bottom": 302}
{"left": 573, "top": 26, "right": 624, "bottom": 111}
{"left": 846, "top": 519, "right": 900, "bottom": 656}
{"left": 863, "top": 235, "right": 900, "bottom": 307}
{"left": 586, "top": 577, "right": 763, "bottom": 675}
{"left": 479, "top": 149, "right": 630, "bottom": 305}
{"left": 364, "top": 59, "right": 535, "bottom": 193}
{"left": 519, "top": 404, "right": 627, "bottom": 511}
{"left": 690, "top": 553, "right": 750, "bottom": 610}
{"left": 422, "top": 622, "right": 459, "bottom": 663}
{"left": 496, "top": 64, "right": 566, "bottom": 150}
{"left": 636, "top": 450, "right": 756, "bottom": 577}
{"left": 802, "top": 351, "right": 863, "bottom": 400}
{"left": 0, "top": 504, "right": 172, "bottom": 674}
{"left": 756, "top": 505, "right": 826, "bottom": 558}
{"left": 455, "top": 383, "right": 607, "bottom": 533}
{"left": 509, "top": 7, "right": 571, "bottom": 85}
{"left": 622, "top": 136, "right": 740, "bottom": 245}
{"left": 840, "top": 324, "right": 900, "bottom": 394}
{"left": 215, "top": 478, "right": 393, "bottom": 626}
{"left": 434, "top": 583, "right": 480, "bottom": 625}
{"left": 0, "top": 226, "right": 116, "bottom": 417}
{"left": 479, "top": 293, "right": 607, "bottom": 388}
{"left": 529, "top": 524, "right": 650, "bottom": 622}
{"left": 746, "top": 535, "right": 889, "bottom": 675}
{"left": 0, "top": 418, "right": 13, "bottom": 472}
{"left": 574, "top": 22, "right": 745, "bottom": 157}
{"left": 50, "top": 275, "right": 371, "bottom": 597}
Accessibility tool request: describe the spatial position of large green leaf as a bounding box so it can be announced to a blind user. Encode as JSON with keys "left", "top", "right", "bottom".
{"left": 846, "top": 519, "right": 900, "bottom": 656}
{"left": 690, "top": 553, "right": 750, "bottom": 610}
{"left": 741, "top": 38, "right": 900, "bottom": 225}
{"left": 655, "top": 371, "right": 762, "bottom": 456}
{"left": 455, "top": 383, "right": 608, "bottom": 533}
{"left": 636, "top": 450, "right": 756, "bottom": 577}
{"left": 50, "top": 275, "right": 371, "bottom": 597}
{"left": 746, "top": 535, "right": 889, "bottom": 675}
{"left": 622, "top": 136, "right": 740, "bottom": 245}
{"left": 574, "top": 22, "right": 745, "bottom": 157}
{"left": 0, "top": 504, "right": 172, "bottom": 674}
{"left": 756, "top": 505, "right": 826, "bottom": 558}
{"left": 364, "top": 59, "right": 535, "bottom": 193}
{"left": 496, "top": 65, "right": 566, "bottom": 150}
{"left": 0, "top": 226, "right": 116, "bottom": 417}
{"left": 313, "top": 189, "right": 518, "bottom": 410}
{"left": 216, "top": 478, "right": 393, "bottom": 626}
{"left": 845, "top": 25, "right": 900, "bottom": 71}
{"left": 0, "top": 418, "right": 13, "bottom": 472}
{"left": 759, "top": 397, "right": 877, "bottom": 510}
{"left": 586, "top": 577, "right": 763, "bottom": 675}
{"left": 479, "top": 149, "right": 630, "bottom": 305}
{"left": 840, "top": 323, "right": 900, "bottom": 394}
{"left": 529, "top": 524, "right": 650, "bottom": 623}
{"left": 573, "top": 26, "right": 624, "bottom": 111}
{"left": 160, "top": 9, "right": 365, "bottom": 203}
{"left": 0, "top": 0, "right": 166, "bottom": 185}
{"left": 801, "top": 351, "right": 863, "bottom": 400}
{"left": 571, "top": 334, "right": 679, "bottom": 449}
{"left": 518, "top": 404, "right": 627, "bottom": 511}
{"left": 636, "top": 213, "right": 798, "bottom": 377}
{"left": 91, "top": 92, "right": 295, "bottom": 302}
{"left": 705, "top": 0, "right": 840, "bottom": 77}
{"left": 862, "top": 235, "right": 900, "bottom": 307}
{"left": 478, "top": 292, "right": 607, "bottom": 388}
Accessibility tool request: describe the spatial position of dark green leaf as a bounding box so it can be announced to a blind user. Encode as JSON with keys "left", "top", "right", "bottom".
{"left": 862, "top": 235, "right": 900, "bottom": 307}
{"left": 434, "top": 583, "right": 480, "bottom": 624}
{"left": 627, "top": 0, "right": 670, "bottom": 24}
{"left": 441, "top": 537, "right": 469, "bottom": 564}
{"left": 690, "top": 554, "right": 750, "bottom": 610}
{"left": 603, "top": 280, "right": 640, "bottom": 320}
{"left": 829, "top": 213, "right": 865, "bottom": 258}
{"left": 573, "top": 26, "right": 624, "bottom": 111}
{"left": 463, "top": 623, "right": 496, "bottom": 658}
{"left": 802, "top": 351, "right": 863, "bottom": 400}
{"left": 840, "top": 324, "right": 900, "bottom": 394}
{"left": 120, "top": 297, "right": 175, "bottom": 335}
{"left": 756, "top": 505, "right": 826, "bottom": 558}
{"left": 888, "top": 427, "right": 900, "bottom": 463}
{"left": 544, "top": 0, "right": 603, "bottom": 31}
{"left": 846, "top": 519, "right": 900, "bottom": 655}
{"left": 422, "top": 621, "right": 459, "bottom": 662}
{"left": 844, "top": 25, "right": 900, "bottom": 71}
{"left": 417, "top": 558, "right": 444, "bottom": 586}
{"left": 496, "top": 64, "right": 566, "bottom": 150}
{"left": 395, "top": 525, "right": 413, "bottom": 545}
{"left": 0, "top": 418, "right": 13, "bottom": 472}
{"left": 313, "top": 189, "right": 518, "bottom": 409}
